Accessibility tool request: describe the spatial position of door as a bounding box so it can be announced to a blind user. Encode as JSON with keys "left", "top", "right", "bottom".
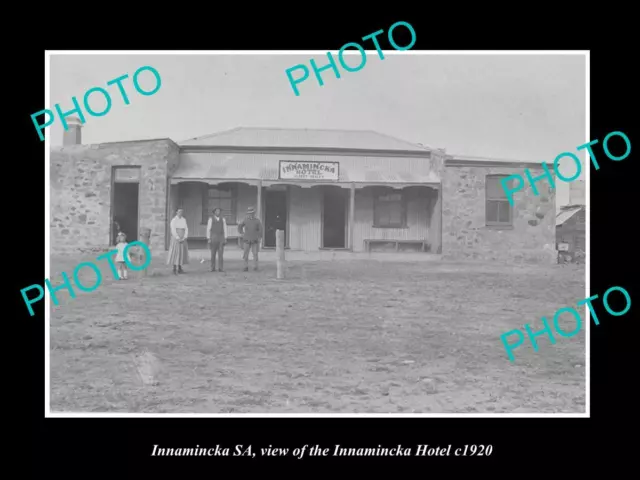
{"left": 111, "top": 167, "right": 140, "bottom": 245}
{"left": 264, "top": 189, "right": 288, "bottom": 248}
{"left": 322, "top": 187, "right": 347, "bottom": 248}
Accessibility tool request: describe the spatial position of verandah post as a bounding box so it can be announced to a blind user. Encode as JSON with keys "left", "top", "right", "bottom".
{"left": 276, "top": 229, "right": 285, "bottom": 279}
{"left": 256, "top": 180, "right": 263, "bottom": 223}
{"left": 349, "top": 182, "right": 355, "bottom": 250}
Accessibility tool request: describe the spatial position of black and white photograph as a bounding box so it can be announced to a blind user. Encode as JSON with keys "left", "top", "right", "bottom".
{"left": 44, "top": 51, "right": 587, "bottom": 415}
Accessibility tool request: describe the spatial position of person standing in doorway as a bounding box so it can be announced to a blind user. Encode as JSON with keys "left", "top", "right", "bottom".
{"left": 237, "top": 206, "right": 263, "bottom": 272}
{"left": 112, "top": 217, "right": 122, "bottom": 245}
{"left": 167, "top": 208, "right": 189, "bottom": 274}
{"left": 207, "top": 207, "right": 227, "bottom": 272}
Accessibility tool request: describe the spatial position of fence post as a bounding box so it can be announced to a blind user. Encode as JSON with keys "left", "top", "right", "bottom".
{"left": 139, "top": 227, "right": 151, "bottom": 277}
{"left": 276, "top": 229, "right": 285, "bottom": 279}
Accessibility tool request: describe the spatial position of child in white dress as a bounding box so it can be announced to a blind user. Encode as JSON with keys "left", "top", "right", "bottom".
{"left": 115, "top": 232, "right": 131, "bottom": 280}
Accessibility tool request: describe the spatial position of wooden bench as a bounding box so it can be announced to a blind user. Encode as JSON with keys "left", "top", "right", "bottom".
{"left": 363, "top": 239, "right": 428, "bottom": 252}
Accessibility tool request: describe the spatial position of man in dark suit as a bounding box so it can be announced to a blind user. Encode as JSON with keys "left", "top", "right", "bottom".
{"left": 206, "top": 207, "right": 227, "bottom": 272}
{"left": 237, "top": 206, "right": 263, "bottom": 272}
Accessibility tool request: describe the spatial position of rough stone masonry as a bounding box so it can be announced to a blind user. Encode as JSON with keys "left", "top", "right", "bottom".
{"left": 50, "top": 139, "right": 180, "bottom": 255}
{"left": 441, "top": 163, "right": 557, "bottom": 265}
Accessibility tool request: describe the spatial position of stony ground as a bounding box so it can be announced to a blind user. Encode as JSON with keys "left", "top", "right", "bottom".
{"left": 48, "top": 254, "right": 586, "bottom": 413}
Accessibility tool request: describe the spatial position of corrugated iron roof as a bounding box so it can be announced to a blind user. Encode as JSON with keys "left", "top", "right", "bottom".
{"left": 179, "top": 127, "right": 432, "bottom": 153}
{"left": 446, "top": 154, "right": 542, "bottom": 166}
{"left": 449, "top": 154, "right": 531, "bottom": 163}
{"left": 556, "top": 206, "right": 583, "bottom": 226}
{"left": 171, "top": 152, "right": 440, "bottom": 184}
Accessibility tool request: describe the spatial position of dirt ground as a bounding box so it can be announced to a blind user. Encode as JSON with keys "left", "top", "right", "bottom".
{"left": 48, "top": 254, "right": 586, "bottom": 414}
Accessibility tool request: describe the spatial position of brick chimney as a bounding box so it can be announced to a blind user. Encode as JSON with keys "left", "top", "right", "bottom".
{"left": 62, "top": 116, "right": 83, "bottom": 146}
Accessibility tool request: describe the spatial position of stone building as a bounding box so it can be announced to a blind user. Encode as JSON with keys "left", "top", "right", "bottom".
{"left": 49, "top": 123, "right": 556, "bottom": 263}
{"left": 50, "top": 119, "right": 180, "bottom": 255}
{"left": 442, "top": 155, "right": 556, "bottom": 263}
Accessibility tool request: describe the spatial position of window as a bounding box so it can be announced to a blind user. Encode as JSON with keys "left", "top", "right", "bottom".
{"left": 202, "top": 185, "right": 237, "bottom": 224}
{"left": 486, "top": 175, "right": 513, "bottom": 227}
{"left": 373, "top": 189, "right": 406, "bottom": 228}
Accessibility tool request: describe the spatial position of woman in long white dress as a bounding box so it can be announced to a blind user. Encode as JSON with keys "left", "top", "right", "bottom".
{"left": 167, "top": 208, "right": 189, "bottom": 274}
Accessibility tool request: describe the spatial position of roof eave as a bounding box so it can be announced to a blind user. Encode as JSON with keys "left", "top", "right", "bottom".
{"left": 445, "top": 158, "right": 544, "bottom": 169}
{"left": 51, "top": 137, "right": 178, "bottom": 152}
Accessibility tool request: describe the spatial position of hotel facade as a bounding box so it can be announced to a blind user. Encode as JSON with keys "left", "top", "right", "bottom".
{"left": 50, "top": 125, "right": 557, "bottom": 263}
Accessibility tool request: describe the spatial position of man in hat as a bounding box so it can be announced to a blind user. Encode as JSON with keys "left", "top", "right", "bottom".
{"left": 206, "top": 207, "right": 227, "bottom": 272}
{"left": 237, "top": 206, "right": 263, "bottom": 271}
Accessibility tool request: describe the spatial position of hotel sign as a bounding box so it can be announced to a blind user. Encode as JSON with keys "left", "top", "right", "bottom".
{"left": 279, "top": 161, "right": 339, "bottom": 181}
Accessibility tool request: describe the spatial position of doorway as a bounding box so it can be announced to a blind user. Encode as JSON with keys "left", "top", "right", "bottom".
{"left": 322, "top": 187, "right": 347, "bottom": 248}
{"left": 112, "top": 182, "right": 139, "bottom": 245}
{"left": 264, "top": 189, "right": 288, "bottom": 248}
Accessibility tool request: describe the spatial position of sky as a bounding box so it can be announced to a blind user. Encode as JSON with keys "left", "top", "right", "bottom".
{"left": 49, "top": 53, "right": 586, "bottom": 208}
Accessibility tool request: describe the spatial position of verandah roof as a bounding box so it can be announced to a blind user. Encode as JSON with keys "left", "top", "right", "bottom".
{"left": 171, "top": 152, "right": 441, "bottom": 189}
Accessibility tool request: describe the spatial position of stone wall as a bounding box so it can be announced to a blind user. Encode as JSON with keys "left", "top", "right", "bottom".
{"left": 442, "top": 165, "right": 557, "bottom": 264}
{"left": 429, "top": 149, "right": 447, "bottom": 254}
{"left": 429, "top": 149, "right": 447, "bottom": 177}
{"left": 50, "top": 139, "right": 180, "bottom": 256}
